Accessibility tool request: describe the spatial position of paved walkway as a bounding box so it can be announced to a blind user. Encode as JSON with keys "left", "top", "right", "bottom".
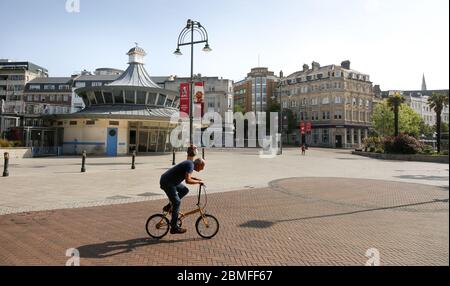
{"left": 0, "top": 178, "right": 447, "bottom": 266}
{"left": 0, "top": 148, "right": 448, "bottom": 215}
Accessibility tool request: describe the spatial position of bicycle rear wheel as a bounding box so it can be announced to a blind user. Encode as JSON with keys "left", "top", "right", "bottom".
{"left": 195, "top": 214, "right": 219, "bottom": 239}
{"left": 146, "top": 214, "right": 170, "bottom": 239}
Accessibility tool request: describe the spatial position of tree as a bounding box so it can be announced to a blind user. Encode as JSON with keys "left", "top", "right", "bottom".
{"left": 428, "top": 92, "right": 449, "bottom": 153}
{"left": 387, "top": 92, "right": 405, "bottom": 136}
{"left": 372, "top": 100, "right": 421, "bottom": 137}
{"left": 233, "top": 103, "right": 244, "bottom": 114}
{"left": 419, "top": 119, "right": 433, "bottom": 138}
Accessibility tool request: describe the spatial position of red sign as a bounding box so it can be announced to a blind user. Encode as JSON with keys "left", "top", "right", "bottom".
{"left": 306, "top": 122, "right": 311, "bottom": 132}
{"left": 179, "top": 83, "right": 190, "bottom": 117}
{"left": 300, "top": 122, "right": 305, "bottom": 134}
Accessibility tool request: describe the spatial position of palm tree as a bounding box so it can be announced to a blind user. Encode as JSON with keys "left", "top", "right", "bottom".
{"left": 387, "top": 92, "right": 405, "bottom": 136}
{"left": 428, "top": 92, "right": 449, "bottom": 153}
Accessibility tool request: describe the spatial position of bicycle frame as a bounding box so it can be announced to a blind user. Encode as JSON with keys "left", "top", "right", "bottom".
{"left": 160, "top": 184, "right": 209, "bottom": 225}
{"left": 177, "top": 184, "right": 207, "bottom": 221}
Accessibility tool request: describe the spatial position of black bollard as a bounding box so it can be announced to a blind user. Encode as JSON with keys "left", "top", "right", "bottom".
{"left": 81, "top": 150, "right": 86, "bottom": 173}
{"left": 3, "top": 152, "right": 9, "bottom": 177}
{"left": 131, "top": 150, "right": 136, "bottom": 169}
{"left": 202, "top": 147, "right": 205, "bottom": 159}
{"left": 172, "top": 148, "right": 175, "bottom": 165}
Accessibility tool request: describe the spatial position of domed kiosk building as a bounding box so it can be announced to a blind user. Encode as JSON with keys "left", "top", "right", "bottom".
{"left": 52, "top": 46, "right": 179, "bottom": 156}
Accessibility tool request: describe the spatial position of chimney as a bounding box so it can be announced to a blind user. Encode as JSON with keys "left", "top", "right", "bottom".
{"left": 302, "top": 64, "right": 309, "bottom": 72}
{"left": 341, "top": 60, "right": 351, "bottom": 69}
{"left": 311, "top": 61, "right": 320, "bottom": 70}
{"left": 279, "top": 70, "right": 283, "bottom": 78}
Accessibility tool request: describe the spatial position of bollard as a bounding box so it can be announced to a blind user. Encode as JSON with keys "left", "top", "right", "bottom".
{"left": 202, "top": 147, "right": 205, "bottom": 159}
{"left": 3, "top": 152, "right": 9, "bottom": 177}
{"left": 172, "top": 148, "right": 175, "bottom": 166}
{"left": 131, "top": 150, "right": 136, "bottom": 169}
{"left": 81, "top": 150, "right": 86, "bottom": 173}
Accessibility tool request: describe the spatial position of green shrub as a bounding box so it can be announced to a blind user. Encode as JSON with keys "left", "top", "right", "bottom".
{"left": 375, "top": 148, "right": 384, "bottom": 154}
{"left": 369, "top": 146, "right": 376, "bottom": 152}
{"left": 421, "top": 145, "right": 434, "bottom": 155}
{"left": 384, "top": 133, "right": 424, "bottom": 154}
{"left": 441, "top": 150, "right": 449, "bottom": 156}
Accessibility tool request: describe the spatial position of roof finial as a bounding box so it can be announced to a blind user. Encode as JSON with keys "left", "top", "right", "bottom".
{"left": 134, "top": 42, "right": 139, "bottom": 47}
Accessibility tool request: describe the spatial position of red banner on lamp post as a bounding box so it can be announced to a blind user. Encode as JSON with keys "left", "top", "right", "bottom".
{"left": 194, "top": 82, "right": 205, "bottom": 116}
{"left": 300, "top": 122, "right": 305, "bottom": 134}
{"left": 179, "top": 83, "right": 190, "bottom": 117}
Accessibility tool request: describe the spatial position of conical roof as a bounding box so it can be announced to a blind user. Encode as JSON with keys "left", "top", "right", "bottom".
{"left": 108, "top": 45, "right": 161, "bottom": 88}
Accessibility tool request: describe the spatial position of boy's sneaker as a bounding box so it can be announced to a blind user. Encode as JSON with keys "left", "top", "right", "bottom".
{"left": 170, "top": 227, "right": 187, "bottom": 234}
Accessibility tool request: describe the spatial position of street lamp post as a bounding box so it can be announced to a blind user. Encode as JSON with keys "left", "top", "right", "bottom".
{"left": 174, "top": 19, "right": 212, "bottom": 151}
{"left": 278, "top": 81, "right": 283, "bottom": 155}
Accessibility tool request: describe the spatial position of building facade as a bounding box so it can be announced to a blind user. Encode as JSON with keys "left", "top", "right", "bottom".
{"left": 279, "top": 60, "right": 374, "bottom": 148}
{"left": 0, "top": 60, "right": 48, "bottom": 136}
{"left": 382, "top": 89, "right": 450, "bottom": 126}
{"left": 49, "top": 45, "right": 179, "bottom": 156}
{"left": 233, "top": 67, "right": 278, "bottom": 113}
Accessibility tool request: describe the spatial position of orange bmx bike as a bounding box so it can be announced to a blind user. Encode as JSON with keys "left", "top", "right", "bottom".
{"left": 145, "top": 184, "right": 219, "bottom": 239}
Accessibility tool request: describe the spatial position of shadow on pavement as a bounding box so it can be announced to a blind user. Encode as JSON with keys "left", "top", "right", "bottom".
{"left": 239, "top": 199, "right": 449, "bottom": 229}
{"left": 77, "top": 236, "right": 203, "bottom": 259}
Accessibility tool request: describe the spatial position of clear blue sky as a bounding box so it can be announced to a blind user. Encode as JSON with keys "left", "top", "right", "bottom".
{"left": 1, "top": 0, "right": 448, "bottom": 90}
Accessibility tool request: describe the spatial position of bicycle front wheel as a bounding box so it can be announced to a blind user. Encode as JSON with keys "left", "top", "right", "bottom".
{"left": 146, "top": 214, "right": 170, "bottom": 239}
{"left": 195, "top": 214, "right": 219, "bottom": 239}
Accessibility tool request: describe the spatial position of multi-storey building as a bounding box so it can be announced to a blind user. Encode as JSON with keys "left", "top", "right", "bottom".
{"left": 382, "top": 89, "right": 449, "bottom": 126}
{"left": 233, "top": 67, "right": 279, "bottom": 113}
{"left": 0, "top": 60, "right": 48, "bottom": 135}
{"left": 279, "top": 60, "right": 374, "bottom": 148}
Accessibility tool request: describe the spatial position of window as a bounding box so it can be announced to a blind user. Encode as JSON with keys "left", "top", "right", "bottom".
{"left": 69, "top": 121, "right": 77, "bottom": 125}
{"left": 29, "top": 85, "right": 40, "bottom": 90}
{"left": 94, "top": 91, "right": 104, "bottom": 104}
{"left": 34, "top": 95, "right": 40, "bottom": 101}
{"left": 86, "top": 120, "right": 95, "bottom": 125}
{"left": 109, "top": 121, "right": 119, "bottom": 126}
{"left": 352, "top": 98, "right": 356, "bottom": 106}
{"left": 313, "top": 129, "right": 319, "bottom": 144}
{"left": 92, "top": 82, "right": 102, "bottom": 87}
{"left": 147, "top": 93, "right": 157, "bottom": 105}
{"left": 63, "top": 95, "right": 69, "bottom": 102}
{"left": 125, "top": 90, "right": 135, "bottom": 104}
{"left": 334, "top": 96, "right": 342, "bottom": 104}
{"left": 322, "top": 129, "right": 329, "bottom": 143}
{"left": 157, "top": 94, "right": 167, "bottom": 106}
{"left": 322, "top": 97, "right": 329, "bottom": 104}
{"left": 44, "top": 85, "right": 55, "bottom": 90}
{"left": 359, "top": 98, "right": 363, "bottom": 106}
{"left": 136, "top": 91, "right": 146, "bottom": 104}
{"left": 103, "top": 92, "right": 113, "bottom": 104}
{"left": 334, "top": 111, "right": 343, "bottom": 119}
{"left": 113, "top": 90, "right": 124, "bottom": 104}
{"left": 75, "top": 82, "right": 86, "bottom": 88}
{"left": 59, "top": 85, "right": 70, "bottom": 90}
{"left": 311, "top": 97, "right": 318, "bottom": 105}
